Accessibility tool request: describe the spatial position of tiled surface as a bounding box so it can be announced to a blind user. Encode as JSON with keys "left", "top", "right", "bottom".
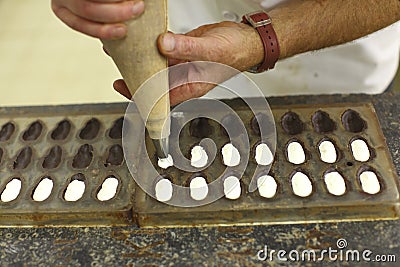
{"left": 0, "top": 0, "right": 124, "bottom": 106}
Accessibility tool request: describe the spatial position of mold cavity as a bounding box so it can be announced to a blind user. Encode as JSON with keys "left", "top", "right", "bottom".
{"left": 51, "top": 120, "right": 71, "bottom": 140}
{"left": 281, "top": 112, "right": 304, "bottom": 135}
{"left": 223, "top": 176, "right": 241, "bottom": 200}
{"left": 291, "top": 172, "right": 313, "bottom": 197}
{"left": 42, "top": 146, "right": 62, "bottom": 169}
{"left": 324, "top": 171, "right": 346, "bottom": 196}
{"left": 72, "top": 144, "right": 93, "bottom": 169}
{"left": 190, "top": 177, "right": 208, "bottom": 201}
{"left": 155, "top": 178, "right": 173, "bottom": 202}
{"left": 190, "top": 146, "right": 208, "bottom": 168}
{"left": 105, "top": 144, "right": 124, "bottom": 166}
{"left": 257, "top": 175, "right": 278, "bottom": 199}
{"left": 342, "top": 110, "right": 366, "bottom": 133}
{"left": 351, "top": 139, "right": 370, "bottom": 162}
{"left": 109, "top": 117, "right": 123, "bottom": 139}
{"left": 189, "top": 117, "right": 213, "bottom": 138}
{"left": 158, "top": 154, "right": 174, "bottom": 169}
{"left": 251, "top": 112, "right": 272, "bottom": 135}
{"left": 79, "top": 118, "right": 100, "bottom": 140}
{"left": 221, "top": 114, "right": 242, "bottom": 137}
{"left": 359, "top": 171, "right": 381, "bottom": 195}
{"left": 64, "top": 174, "right": 86, "bottom": 202}
{"left": 97, "top": 177, "right": 119, "bottom": 201}
{"left": 32, "top": 177, "right": 53, "bottom": 202}
{"left": 318, "top": 140, "right": 337, "bottom": 163}
{"left": 221, "top": 143, "right": 241, "bottom": 167}
{"left": 287, "top": 141, "right": 306, "bottom": 165}
{"left": 312, "top": 111, "right": 336, "bottom": 133}
{"left": 0, "top": 122, "right": 15, "bottom": 141}
{"left": 22, "top": 121, "right": 43, "bottom": 141}
{"left": 255, "top": 143, "right": 274, "bottom": 166}
{"left": 13, "top": 146, "right": 32, "bottom": 170}
{"left": 1, "top": 178, "right": 22, "bottom": 203}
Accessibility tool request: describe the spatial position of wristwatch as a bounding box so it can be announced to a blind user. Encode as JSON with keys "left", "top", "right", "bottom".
{"left": 242, "top": 11, "right": 280, "bottom": 73}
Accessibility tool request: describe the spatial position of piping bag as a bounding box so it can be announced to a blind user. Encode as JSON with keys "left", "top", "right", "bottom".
{"left": 101, "top": 0, "right": 170, "bottom": 158}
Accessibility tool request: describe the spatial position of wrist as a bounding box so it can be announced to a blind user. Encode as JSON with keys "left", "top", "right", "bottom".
{"left": 241, "top": 11, "right": 281, "bottom": 73}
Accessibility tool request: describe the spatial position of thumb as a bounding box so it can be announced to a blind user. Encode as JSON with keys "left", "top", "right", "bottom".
{"left": 158, "top": 32, "right": 209, "bottom": 62}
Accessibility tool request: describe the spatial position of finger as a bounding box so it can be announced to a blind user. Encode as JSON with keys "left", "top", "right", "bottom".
{"left": 113, "top": 79, "right": 132, "bottom": 99}
{"left": 169, "top": 83, "right": 214, "bottom": 106}
{"left": 158, "top": 33, "right": 210, "bottom": 62}
{"left": 65, "top": 0, "right": 144, "bottom": 24}
{"left": 53, "top": 7, "right": 127, "bottom": 39}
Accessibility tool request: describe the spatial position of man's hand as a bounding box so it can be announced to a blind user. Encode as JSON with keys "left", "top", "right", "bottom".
{"left": 114, "top": 21, "right": 265, "bottom": 105}
{"left": 51, "top": 0, "right": 145, "bottom": 39}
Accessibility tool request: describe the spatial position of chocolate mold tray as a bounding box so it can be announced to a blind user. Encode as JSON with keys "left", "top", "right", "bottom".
{"left": 0, "top": 104, "right": 135, "bottom": 226}
{"left": 0, "top": 101, "right": 398, "bottom": 227}
{"left": 135, "top": 101, "right": 400, "bottom": 227}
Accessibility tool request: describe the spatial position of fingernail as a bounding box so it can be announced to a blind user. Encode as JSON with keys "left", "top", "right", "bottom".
{"left": 162, "top": 33, "right": 175, "bottom": 52}
{"left": 132, "top": 1, "right": 145, "bottom": 16}
{"left": 111, "top": 26, "right": 126, "bottom": 39}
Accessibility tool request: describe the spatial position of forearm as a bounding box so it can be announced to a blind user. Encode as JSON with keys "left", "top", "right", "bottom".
{"left": 267, "top": 0, "right": 400, "bottom": 59}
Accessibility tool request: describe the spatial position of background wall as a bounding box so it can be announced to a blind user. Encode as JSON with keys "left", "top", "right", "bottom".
{"left": 0, "top": 0, "right": 124, "bottom": 106}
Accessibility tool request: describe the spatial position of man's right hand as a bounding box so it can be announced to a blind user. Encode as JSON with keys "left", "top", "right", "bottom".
{"left": 51, "top": 0, "right": 145, "bottom": 39}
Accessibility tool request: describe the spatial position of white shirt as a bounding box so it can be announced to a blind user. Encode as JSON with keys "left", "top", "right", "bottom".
{"left": 168, "top": 0, "right": 400, "bottom": 97}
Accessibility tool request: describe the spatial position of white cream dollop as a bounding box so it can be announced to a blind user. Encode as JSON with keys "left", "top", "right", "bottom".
{"left": 319, "top": 140, "right": 337, "bottom": 163}
{"left": 64, "top": 180, "right": 85, "bottom": 202}
{"left": 1, "top": 179, "right": 22, "bottom": 203}
{"left": 291, "top": 172, "right": 313, "bottom": 197}
{"left": 255, "top": 143, "right": 274, "bottom": 166}
{"left": 324, "top": 172, "right": 346, "bottom": 196}
{"left": 223, "top": 176, "right": 241, "bottom": 200}
{"left": 351, "top": 139, "right": 371, "bottom": 162}
{"left": 97, "top": 177, "right": 119, "bottom": 201}
{"left": 158, "top": 154, "right": 174, "bottom": 169}
{"left": 360, "top": 171, "right": 381, "bottom": 195}
{"left": 191, "top": 146, "right": 208, "bottom": 168}
{"left": 287, "top": 141, "right": 306, "bottom": 165}
{"left": 257, "top": 175, "right": 278, "bottom": 199}
{"left": 33, "top": 177, "right": 53, "bottom": 202}
{"left": 221, "top": 143, "right": 241, "bottom": 167}
{"left": 155, "top": 178, "right": 173, "bottom": 202}
{"left": 190, "top": 177, "right": 208, "bottom": 201}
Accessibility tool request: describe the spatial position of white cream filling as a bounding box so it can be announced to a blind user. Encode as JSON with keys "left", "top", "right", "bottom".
{"left": 291, "top": 172, "right": 313, "bottom": 197}
{"left": 158, "top": 154, "right": 174, "bottom": 169}
{"left": 324, "top": 172, "right": 346, "bottom": 196}
{"left": 287, "top": 142, "right": 306, "bottom": 165}
{"left": 190, "top": 177, "right": 208, "bottom": 201}
{"left": 255, "top": 143, "right": 274, "bottom": 166}
{"left": 221, "top": 143, "right": 241, "bottom": 167}
{"left": 64, "top": 180, "right": 85, "bottom": 202}
{"left": 223, "top": 176, "right": 241, "bottom": 200}
{"left": 1, "top": 179, "right": 22, "bottom": 202}
{"left": 351, "top": 139, "right": 370, "bottom": 162}
{"left": 97, "top": 177, "right": 119, "bottom": 201}
{"left": 319, "top": 140, "right": 337, "bottom": 163}
{"left": 257, "top": 175, "right": 278, "bottom": 199}
{"left": 190, "top": 146, "right": 208, "bottom": 168}
{"left": 360, "top": 171, "right": 381, "bottom": 195}
{"left": 32, "top": 178, "right": 53, "bottom": 202}
{"left": 155, "top": 178, "right": 173, "bottom": 202}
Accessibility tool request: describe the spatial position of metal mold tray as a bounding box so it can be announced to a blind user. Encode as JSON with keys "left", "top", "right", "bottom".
{"left": 0, "top": 101, "right": 398, "bottom": 227}
{"left": 135, "top": 101, "right": 400, "bottom": 228}
{"left": 0, "top": 104, "right": 134, "bottom": 227}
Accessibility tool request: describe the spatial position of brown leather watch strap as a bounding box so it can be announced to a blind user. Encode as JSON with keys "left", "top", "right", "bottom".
{"left": 242, "top": 11, "right": 280, "bottom": 73}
